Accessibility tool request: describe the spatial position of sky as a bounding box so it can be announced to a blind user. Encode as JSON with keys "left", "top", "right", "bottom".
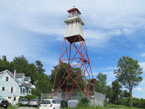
{"left": 0, "top": 0, "right": 145, "bottom": 98}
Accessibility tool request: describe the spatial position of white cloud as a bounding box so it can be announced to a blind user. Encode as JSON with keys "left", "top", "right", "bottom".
{"left": 139, "top": 62, "right": 145, "bottom": 72}
{"left": 84, "top": 0, "right": 145, "bottom": 28}
{"left": 140, "top": 53, "right": 145, "bottom": 57}
{"left": 1, "top": 0, "right": 145, "bottom": 49}
{"left": 95, "top": 66, "right": 116, "bottom": 72}
{"left": 134, "top": 88, "right": 142, "bottom": 91}
{"left": 133, "top": 80, "right": 145, "bottom": 98}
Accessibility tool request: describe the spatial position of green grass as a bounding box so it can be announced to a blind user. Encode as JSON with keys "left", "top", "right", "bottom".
{"left": 2, "top": 104, "right": 144, "bottom": 109}
{"left": 0, "top": 105, "right": 15, "bottom": 109}
{"left": 7, "top": 104, "right": 16, "bottom": 109}
{"left": 63, "top": 104, "right": 144, "bottom": 109}
{"left": 106, "top": 104, "right": 144, "bottom": 109}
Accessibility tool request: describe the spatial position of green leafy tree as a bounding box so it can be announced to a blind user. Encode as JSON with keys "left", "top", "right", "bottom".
{"left": 26, "top": 63, "right": 38, "bottom": 84}
{"left": 2, "top": 55, "right": 7, "bottom": 61}
{"left": 36, "top": 72, "right": 52, "bottom": 93}
{"left": 96, "top": 72, "right": 107, "bottom": 94}
{"left": 114, "top": 56, "right": 143, "bottom": 107}
{"left": 11, "top": 56, "right": 38, "bottom": 84}
{"left": 112, "top": 80, "right": 122, "bottom": 104}
{"left": 105, "top": 85, "right": 113, "bottom": 102}
{"left": 121, "top": 90, "right": 130, "bottom": 99}
{"left": 12, "top": 55, "right": 28, "bottom": 73}
{"left": 90, "top": 78, "right": 97, "bottom": 91}
{"left": 35, "top": 60, "right": 45, "bottom": 72}
{"left": 50, "top": 62, "right": 84, "bottom": 91}
{"left": 0, "top": 55, "right": 12, "bottom": 72}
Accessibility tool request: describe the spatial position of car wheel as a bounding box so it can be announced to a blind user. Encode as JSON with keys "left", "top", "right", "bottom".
{"left": 4, "top": 106, "right": 8, "bottom": 109}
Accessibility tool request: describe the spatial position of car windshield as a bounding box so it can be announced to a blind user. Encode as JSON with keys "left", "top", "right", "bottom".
{"left": 0, "top": 96, "right": 2, "bottom": 100}
{"left": 30, "top": 99, "right": 37, "bottom": 101}
{"left": 52, "top": 100, "right": 60, "bottom": 104}
{"left": 41, "top": 100, "right": 51, "bottom": 104}
{"left": 2, "top": 100, "right": 8, "bottom": 103}
{"left": 21, "top": 98, "right": 28, "bottom": 101}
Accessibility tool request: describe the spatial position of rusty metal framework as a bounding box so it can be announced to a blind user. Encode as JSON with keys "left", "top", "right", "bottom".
{"left": 52, "top": 35, "right": 93, "bottom": 100}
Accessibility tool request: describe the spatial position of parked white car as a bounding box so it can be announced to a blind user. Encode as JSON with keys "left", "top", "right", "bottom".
{"left": 39, "top": 99, "right": 60, "bottom": 109}
{"left": 29, "top": 99, "right": 39, "bottom": 107}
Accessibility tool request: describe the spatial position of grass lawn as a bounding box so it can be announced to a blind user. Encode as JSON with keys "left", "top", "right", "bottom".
{"left": 64, "top": 104, "right": 144, "bottom": 109}
{"left": 1, "top": 104, "right": 144, "bottom": 109}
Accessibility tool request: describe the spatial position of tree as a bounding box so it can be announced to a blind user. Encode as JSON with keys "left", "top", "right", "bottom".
{"left": 2, "top": 55, "right": 7, "bottom": 61}
{"left": 114, "top": 56, "right": 143, "bottom": 107}
{"left": 121, "top": 90, "right": 130, "bottom": 99}
{"left": 50, "top": 62, "right": 84, "bottom": 91}
{"left": 112, "top": 80, "right": 122, "bottom": 104}
{"left": 105, "top": 85, "right": 113, "bottom": 103}
{"left": 0, "top": 55, "right": 11, "bottom": 72}
{"left": 26, "top": 64, "right": 38, "bottom": 84}
{"left": 12, "top": 55, "right": 28, "bottom": 73}
{"left": 96, "top": 72, "right": 107, "bottom": 94}
{"left": 90, "top": 78, "right": 99, "bottom": 92}
{"left": 90, "top": 78, "right": 97, "bottom": 91}
{"left": 35, "top": 60, "right": 45, "bottom": 72}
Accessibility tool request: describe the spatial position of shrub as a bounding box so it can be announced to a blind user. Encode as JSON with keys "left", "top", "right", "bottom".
{"left": 116, "top": 97, "right": 145, "bottom": 108}
{"left": 60, "top": 100, "right": 68, "bottom": 108}
{"left": 104, "top": 100, "right": 107, "bottom": 107}
{"left": 77, "top": 97, "right": 89, "bottom": 108}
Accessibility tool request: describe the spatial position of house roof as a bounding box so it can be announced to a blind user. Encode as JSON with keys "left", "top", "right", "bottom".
{"left": 0, "top": 70, "right": 21, "bottom": 84}
{"left": 24, "top": 77, "right": 31, "bottom": 81}
{"left": 23, "top": 83, "right": 32, "bottom": 88}
{"left": 0, "top": 71, "right": 3, "bottom": 76}
{"left": 0, "top": 70, "right": 33, "bottom": 88}
{"left": 15, "top": 73, "right": 24, "bottom": 78}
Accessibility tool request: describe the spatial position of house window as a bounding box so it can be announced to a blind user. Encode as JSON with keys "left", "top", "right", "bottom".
{"left": 2, "top": 87, "right": 5, "bottom": 91}
{"left": 23, "top": 88, "right": 25, "bottom": 93}
{"left": 20, "top": 88, "right": 23, "bottom": 94}
{"left": 5, "top": 77, "right": 9, "bottom": 81}
{"left": 11, "top": 87, "right": 13, "bottom": 93}
{"left": 28, "top": 90, "right": 31, "bottom": 94}
{"left": 14, "top": 97, "right": 16, "bottom": 101}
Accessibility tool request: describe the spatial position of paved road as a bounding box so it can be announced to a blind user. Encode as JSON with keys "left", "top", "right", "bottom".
{"left": 17, "top": 106, "right": 37, "bottom": 109}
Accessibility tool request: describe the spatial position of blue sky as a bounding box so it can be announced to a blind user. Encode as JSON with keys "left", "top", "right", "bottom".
{"left": 0, "top": 0, "right": 145, "bottom": 98}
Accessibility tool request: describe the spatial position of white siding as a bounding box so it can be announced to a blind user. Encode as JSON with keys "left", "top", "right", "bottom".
{"left": 0, "top": 72, "right": 20, "bottom": 100}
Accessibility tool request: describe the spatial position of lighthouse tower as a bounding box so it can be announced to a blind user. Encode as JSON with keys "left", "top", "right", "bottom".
{"left": 52, "top": 7, "right": 93, "bottom": 100}
{"left": 64, "top": 8, "right": 85, "bottom": 43}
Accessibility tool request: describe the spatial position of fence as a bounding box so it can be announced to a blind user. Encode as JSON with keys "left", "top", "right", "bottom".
{"left": 90, "top": 91, "right": 105, "bottom": 107}
{"left": 41, "top": 92, "right": 83, "bottom": 100}
{"left": 41, "top": 91, "right": 105, "bottom": 107}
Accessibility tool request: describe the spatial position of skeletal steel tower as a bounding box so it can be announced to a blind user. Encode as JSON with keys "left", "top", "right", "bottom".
{"left": 52, "top": 7, "right": 93, "bottom": 99}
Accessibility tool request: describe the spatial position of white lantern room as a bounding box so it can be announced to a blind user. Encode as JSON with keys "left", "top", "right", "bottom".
{"left": 64, "top": 8, "right": 85, "bottom": 43}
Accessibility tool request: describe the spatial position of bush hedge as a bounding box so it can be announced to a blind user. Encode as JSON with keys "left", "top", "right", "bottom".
{"left": 116, "top": 97, "right": 145, "bottom": 108}
{"left": 77, "top": 97, "right": 89, "bottom": 108}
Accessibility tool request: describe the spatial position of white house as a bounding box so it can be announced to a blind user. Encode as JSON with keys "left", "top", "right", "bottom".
{"left": 0, "top": 70, "right": 33, "bottom": 104}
